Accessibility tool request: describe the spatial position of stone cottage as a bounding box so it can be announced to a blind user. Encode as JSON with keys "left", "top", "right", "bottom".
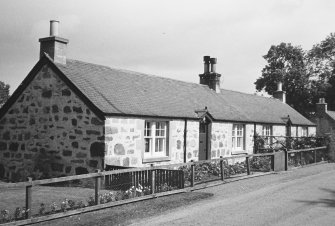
{"left": 0, "top": 21, "right": 316, "bottom": 180}
{"left": 314, "top": 98, "right": 335, "bottom": 160}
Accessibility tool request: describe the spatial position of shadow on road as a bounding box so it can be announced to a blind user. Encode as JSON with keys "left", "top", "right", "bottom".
{"left": 297, "top": 188, "right": 335, "bottom": 208}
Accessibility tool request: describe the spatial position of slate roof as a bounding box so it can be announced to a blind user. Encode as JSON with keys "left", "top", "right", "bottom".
{"left": 327, "top": 111, "right": 335, "bottom": 121}
{"left": 53, "top": 59, "right": 314, "bottom": 126}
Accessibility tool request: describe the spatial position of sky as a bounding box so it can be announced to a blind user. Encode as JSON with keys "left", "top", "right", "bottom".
{"left": 0, "top": 0, "right": 335, "bottom": 95}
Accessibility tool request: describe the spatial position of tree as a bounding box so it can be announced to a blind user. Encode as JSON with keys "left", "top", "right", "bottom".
{"left": 307, "top": 33, "right": 335, "bottom": 109}
{"left": 0, "top": 81, "right": 10, "bottom": 107}
{"left": 255, "top": 34, "right": 335, "bottom": 117}
{"left": 254, "top": 43, "right": 314, "bottom": 116}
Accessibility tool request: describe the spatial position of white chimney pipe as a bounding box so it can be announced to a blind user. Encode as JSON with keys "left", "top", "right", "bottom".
{"left": 50, "top": 20, "right": 59, "bottom": 36}
{"left": 277, "top": 82, "right": 283, "bottom": 91}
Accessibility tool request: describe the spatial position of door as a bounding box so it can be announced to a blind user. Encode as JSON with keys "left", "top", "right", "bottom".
{"left": 286, "top": 124, "right": 292, "bottom": 149}
{"left": 199, "top": 121, "right": 210, "bottom": 160}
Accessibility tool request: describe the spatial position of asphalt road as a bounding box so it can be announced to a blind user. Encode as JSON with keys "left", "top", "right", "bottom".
{"left": 131, "top": 163, "right": 335, "bottom": 226}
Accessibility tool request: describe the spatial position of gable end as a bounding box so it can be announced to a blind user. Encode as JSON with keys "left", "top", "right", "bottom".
{"left": 0, "top": 55, "right": 105, "bottom": 121}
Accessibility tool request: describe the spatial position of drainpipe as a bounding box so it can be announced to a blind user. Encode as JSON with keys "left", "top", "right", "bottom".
{"left": 183, "top": 119, "right": 188, "bottom": 163}
{"left": 253, "top": 123, "right": 256, "bottom": 154}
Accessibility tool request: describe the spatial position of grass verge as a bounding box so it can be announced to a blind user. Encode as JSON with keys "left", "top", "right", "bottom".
{"left": 33, "top": 191, "right": 213, "bottom": 226}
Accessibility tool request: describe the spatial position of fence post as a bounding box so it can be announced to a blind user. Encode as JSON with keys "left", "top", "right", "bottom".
{"left": 271, "top": 154, "right": 275, "bottom": 171}
{"left": 95, "top": 169, "right": 101, "bottom": 205}
{"left": 25, "top": 177, "right": 32, "bottom": 219}
{"left": 314, "top": 149, "right": 317, "bottom": 163}
{"left": 284, "top": 149, "right": 288, "bottom": 171}
{"left": 220, "top": 156, "right": 224, "bottom": 181}
{"left": 191, "top": 160, "right": 195, "bottom": 187}
{"left": 246, "top": 156, "right": 250, "bottom": 175}
{"left": 151, "top": 164, "right": 155, "bottom": 194}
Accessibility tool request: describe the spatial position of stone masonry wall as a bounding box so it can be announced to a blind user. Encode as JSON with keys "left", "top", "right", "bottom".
{"left": 169, "top": 120, "right": 185, "bottom": 163}
{"left": 308, "top": 126, "right": 316, "bottom": 136}
{"left": 104, "top": 117, "right": 143, "bottom": 167}
{"left": 184, "top": 121, "right": 200, "bottom": 162}
{"left": 273, "top": 125, "right": 286, "bottom": 136}
{"left": 0, "top": 65, "right": 104, "bottom": 181}
{"left": 104, "top": 119, "right": 199, "bottom": 167}
{"left": 211, "top": 122, "right": 230, "bottom": 158}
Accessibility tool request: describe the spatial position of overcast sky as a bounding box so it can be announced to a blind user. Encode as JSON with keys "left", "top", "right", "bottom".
{"left": 0, "top": 0, "right": 334, "bottom": 95}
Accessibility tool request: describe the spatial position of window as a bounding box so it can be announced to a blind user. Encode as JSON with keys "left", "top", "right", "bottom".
{"left": 232, "top": 124, "right": 245, "bottom": 150}
{"left": 262, "top": 125, "right": 272, "bottom": 145}
{"left": 301, "top": 127, "right": 308, "bottom": 137}
{"left": 144, "top": 121, "right": 168, "bottom": 158}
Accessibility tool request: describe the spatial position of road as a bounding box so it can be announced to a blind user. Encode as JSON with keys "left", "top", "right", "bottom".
{"left": 131, "top": 163, "right": 335, "bottom": 226}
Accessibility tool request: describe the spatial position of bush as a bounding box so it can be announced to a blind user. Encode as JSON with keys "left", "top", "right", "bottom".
{"left": 250, "top": 157, "right": 271, "bottom": 172}
{"left": 179, "top": 161, "right": 247, "bottom": 185}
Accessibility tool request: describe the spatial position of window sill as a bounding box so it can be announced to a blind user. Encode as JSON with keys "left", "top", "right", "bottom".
{"left": 142, "top": 156, "right": 170, "bottom": 163}
{"left": 231, "top": 151, "right": 248, "bottom": 155}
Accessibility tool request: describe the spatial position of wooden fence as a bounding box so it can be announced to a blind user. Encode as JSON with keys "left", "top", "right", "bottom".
{"left": 104, "top": 167, "right": 184, "bottom": 191}
{"left": 0, "top": 146, "right": 328, "bottom": 225}
{"left": 287, "top": 146, "right": 328, "bottom": 168}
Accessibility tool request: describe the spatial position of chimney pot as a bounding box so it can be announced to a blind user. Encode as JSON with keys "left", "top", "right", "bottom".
{"left": 210, "top": 58, "right": 217, "bottom": 64}
{"left": 210, "top": 58, "right": 217, "bottom": 73}
{"left": 203, "top": 56, "right": 211, "bottom": 62}
{"left": 50, "top": 20, "right": 59, "bottom": 36}
{"left": 203, "top": 56, "right": 210, "bottom": 73}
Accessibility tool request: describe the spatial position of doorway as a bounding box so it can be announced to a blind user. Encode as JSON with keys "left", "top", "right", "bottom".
{"left": 199, "top": 120, "right": 211, "bottom": 160}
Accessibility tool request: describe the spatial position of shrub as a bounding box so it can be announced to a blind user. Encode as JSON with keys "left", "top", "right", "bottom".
{"left": 0, "top": 209, "right": 10, "bottom": 223}
{"left": 77, "top": 200, "right": 86, "bottom": 209}
{"left": 99, "top": 192, "right": 115, "bottom": 204}
{"left": 50, "top": 202, "right": 57, "bottom": 213}
{"left": 39, "top": 203, "right": 46, "bottom": 215}
{"left": 60, "top": 199, "right": 68, "bottom": 212}
{"left": 68, "top": 200, "right": 76, "bottom": 210}
{"left": 179, "top": 161, "right": 247, "bottom": 185}
{"left": 250, "top": 157, "right": 271, "bottom": 172}
{"left": 157, "top": 183, "right": 176, "bottom": 192}
{"left": 113, "top": 191, "right": 123, "bottom": 201}
{"left": 87, "top": 196, "right": 95, "bottom": 206}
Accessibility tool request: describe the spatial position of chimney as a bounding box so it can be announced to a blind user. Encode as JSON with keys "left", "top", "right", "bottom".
{"left": 39, "top": 20, "right": 69, "bottom": 64}
{"left": 210, "top": 58, "right": 217, "bottom": 73}
{"left": 199, "top": 56, "right": 221, "bottom": 93}
{"left": 273, "top": 81, "right": 286, "bottom": 103}
{"left": 316, "top": 98, "right": 327, "bottom": 115}
{"left": 203, "top": 56, "right": 210, "bottom": 73}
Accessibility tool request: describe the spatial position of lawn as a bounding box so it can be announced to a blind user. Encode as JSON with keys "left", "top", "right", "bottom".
{"left": 0, "top": 184, "right": 105, "bottom": 217}
{"left": 0, "top": 182, "right": 213, "bottom": 225}
{"left": 34, "top": 191, "right": 213, "bottom": 226}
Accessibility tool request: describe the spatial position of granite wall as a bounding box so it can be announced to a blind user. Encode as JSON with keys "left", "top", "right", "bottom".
{"left": 210, "top": 122, "right": 230, "bottom": 158}
{"left": 0, "top": 65, "right": 104, "bottom": 181}
{"left": 104, "top": 119, "right": 200, "bottom": 167}
{"left": 104, "top": 117, "right": 143, "bottom": 167}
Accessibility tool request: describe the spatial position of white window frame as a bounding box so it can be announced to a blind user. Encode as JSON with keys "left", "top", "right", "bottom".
{"left": 262, "top": 125, "right": 272, "bottom": 145}
{"left": 301, "top": 127, "right": 308, "bottom": 137}
{"left": 232, "top": 124, "right": 245, "bottom": 151}
{"left": 144, "top": 121, "right": 168, "bottom": 158}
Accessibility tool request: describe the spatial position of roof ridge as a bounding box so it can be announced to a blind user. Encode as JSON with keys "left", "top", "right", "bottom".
{"left": 65, "top": 58, "right": 206, "bottom": 88}
{"left": 62, "top": 58, "right": 291, "bottom": 104}
{"left": 53, "top": 58, "right": 314, "bottom": 126}
{"left": 220, "top": 88, "right": 282, "bottom": 103}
